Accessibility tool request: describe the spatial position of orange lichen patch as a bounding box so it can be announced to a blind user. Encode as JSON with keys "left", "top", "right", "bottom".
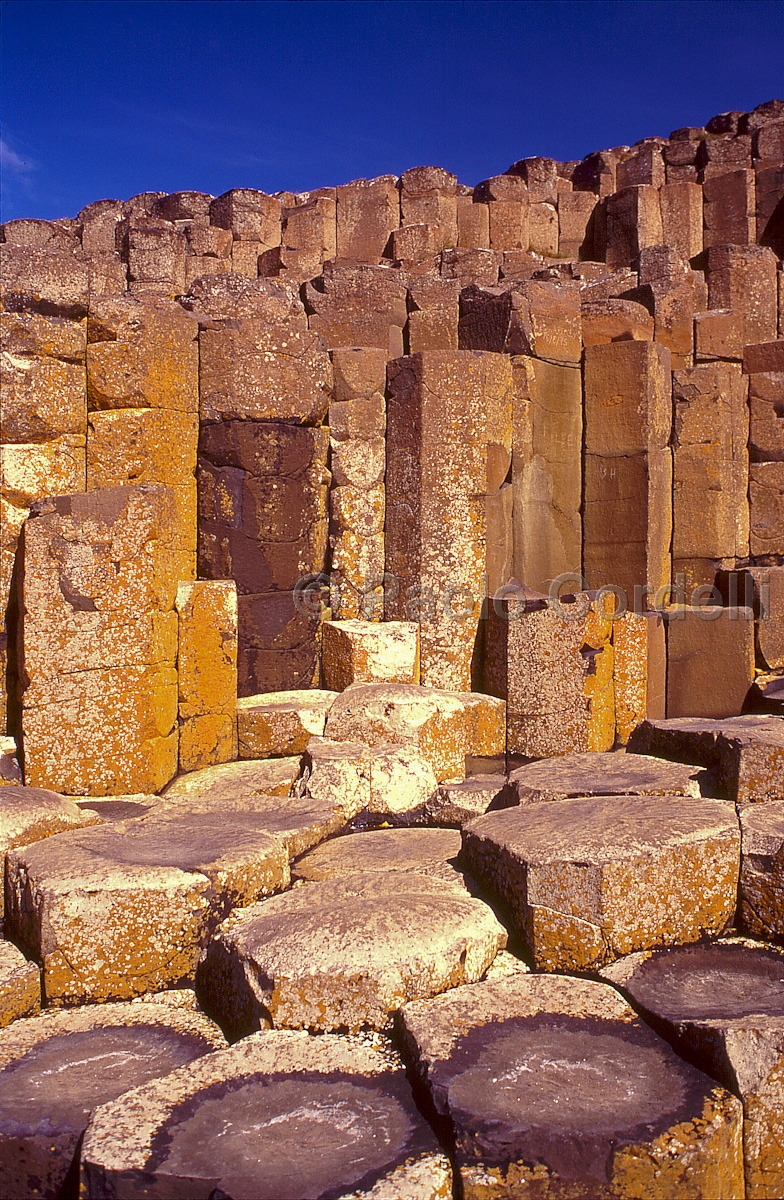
{"left": 176, "top": 580, "right": 238, "bottom": 772}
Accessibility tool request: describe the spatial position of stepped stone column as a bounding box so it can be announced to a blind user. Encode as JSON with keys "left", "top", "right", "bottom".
{"left": 86, "top": 295, "right": 200, "bottom": 584}
{"left": 18, "top": 485, "right": 180, "bottom": 795}
{"left": 328, "top": 347, "right": 388, "bottom": 620}
{"left": 385, "top": 350, "right": 513, "bottom": 691}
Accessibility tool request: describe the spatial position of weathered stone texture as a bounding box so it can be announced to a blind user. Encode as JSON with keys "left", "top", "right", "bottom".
{"left": 236, "top": 688, "right": 337, "bottom": 758}
{"left": 401, "top": 972, "right": 744, "bottom": 1200}
{"left": 197, "top": 870, "right": 505, "bottom": 1036}
{"left": 604, "top": 940, "right": 784, "bottom": 1200}
{"left": 19, "top": 486, "right": 180, "bottom": 795}
{"left": 176, "top": 580, "right": 238, "bottom": 772}
{"left": 672, "top": 363, "right": 750, "bottom": 573}
{"left": 0, "top": 1001, "right": 225, "bottom": 1200}
{"left": 304, "top": 263, "right": 407, "bottom": 357}
{"left": 740, "top": 801, "right": 784, "bottom": 942}
{"left": 81, "top": 1030, "right": 452, "bottom": 1200}
{"left": 335, "top": 175, "right": 399, "bottom": 260}
{"left": 509, "top": 354, "right": 582, "bottom": 595}
{"left": 583, "top": 340, "right": 673, "bottom": 601}
{"left": 321, "top": 619, "right": 419, "bottom": 690}
{"left": 328, "top": 346, "right": 387, "bottom": 619}
{"left": 462, "top": 795, "right": 740, "bottom": 971}
{"left": 482, "top": 594, "right": 615, "bottom": 757}
{"left": 385, "top": 350, "right": 512, "bottom": 690}
{"left": 665, "top": 605, "right": 755, "bottom": 719}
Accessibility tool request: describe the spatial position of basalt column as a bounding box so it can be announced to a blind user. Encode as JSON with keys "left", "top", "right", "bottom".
{"left": 583, "top": 340, "right": 673, "bottom": 607}
{"left": 385, "top": 350, "right": 513, "bottom": 691}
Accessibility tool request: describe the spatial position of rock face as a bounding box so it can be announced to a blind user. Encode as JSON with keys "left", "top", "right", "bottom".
{"left": 6, "top": 809, "right": 291, "bottom": 1005}
{"left": 0, "top": 1000, "right": 224, "bottom": 1200}
{"left": 81, "top": 1030, "right": 452, "bottom": 1200}
{"left": 603, "top": 939, "right": 784, "bottom": 1200}
{"left": 197, "top": 870, "right": 506, "bottom": 1038}
{"left": 461, "top": 795, "right": 740, "bottom": 970}
{"left": 400, "top": 972, "right": 744, "bottom": 1199}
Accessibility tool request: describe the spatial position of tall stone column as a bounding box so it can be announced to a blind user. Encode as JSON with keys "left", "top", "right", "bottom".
{"left": 385, "top": 350, "right": 512, "bottom": 691}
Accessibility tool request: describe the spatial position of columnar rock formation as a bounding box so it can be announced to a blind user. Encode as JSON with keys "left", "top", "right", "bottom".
{"left": 1, "top": 98, "right": 784, "bottom": 1198}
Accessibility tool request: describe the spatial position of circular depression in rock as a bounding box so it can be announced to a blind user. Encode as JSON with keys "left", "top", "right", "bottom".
{"left": 622, "top": 942, "right": 784, "bottom": 1022}
{"left": 0, "top": 1024, "right": 214, "bottom": 1132}
{"left": 434, "top": 1014, "right": 712, "bottom": 1177}
{"left": 148, "top": 1071, "right": 429, "bottom": 1199}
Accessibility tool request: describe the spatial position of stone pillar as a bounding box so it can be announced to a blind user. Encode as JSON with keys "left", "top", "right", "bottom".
{"left": 209, "top": 189, "right": 282, "bottom": 278}
{"left": 385, "top": 350, "right": 513, "bottom": 691}
{"left": 706, "top": 244, "right": 778, "bottom": 347}
{"left": 483, "top": 594, "right": 615, "bottom": 757}
{"left": 18, "top": 486, "right": 179, "bottom": 795}
{"left": 176, "top": 580, "right": 238, "bottom": 773}
{"left": 399, "top": 167, "right": 458, "bottom": 252}
{"left": 671, "top": 364, "right": 749, "bottom": 591}
{"left": 335, "top": 176, "right": 399, "bottom": 261}
{"left": 746, "top": 366, "right": 784, "bottom": 561}
{"left": 1, "top": 246, "right": 89, "bottom": 736}
{"left": 328, "top": 348, "right": 387, "bottom": 620}
{"left": 304, "top": 264, "right": 408, "bottom": 357}
{"left": 198, "top": 420, "right": 330, "bottom": 696}
{"left": 510, "top": 355, "right": 582, "bottom": 596}
{"left": 605, "top": 185, "right": 663, "bottom": 267}
{"left": 86, "top": 296, "right": 199, "bottom": 584}
{"left": 583, "top": 341, "right": 672, "bottom": 606}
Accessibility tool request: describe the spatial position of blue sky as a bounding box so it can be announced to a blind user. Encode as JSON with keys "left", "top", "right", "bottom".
{"left": 2, "top": 0, "right": 783, "bottom": 222}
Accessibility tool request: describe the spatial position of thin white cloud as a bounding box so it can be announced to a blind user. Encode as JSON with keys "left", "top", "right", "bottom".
{"left": 0, "top": 139, "right": 34, "bottom": 179}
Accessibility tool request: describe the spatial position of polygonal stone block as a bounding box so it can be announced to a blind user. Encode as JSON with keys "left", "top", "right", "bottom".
{"left": 509, "top": 751, "right": 707, "bottom": 803}
{"left": 400, "top": 972, "right": 744, "bottom": 1200}
{"left": 236, "top": 689, "right": 338, "bottom": 758}
{"left": 603, "top": 939, "right": 784, "bottom": 1200}
{"left": 81, "top": 1030, "right": 452, "bottom": 1200}
{"left": 0, "top": 1001, "right": 224, "bottom": 1200}
{"left": 164, "top": 755, "right": 303, "bottom": 801}
{"left": 197, "top": 870, "right": 506, "bottom": 1037}
{"left": 462, "top": 795, "right": 740, "bottom": 970}
{"left": 321, "top": 619, "right": 419, "bottom": 690}
{"left": 0, "top": 941, "right": 40, "bottom": 1028}
{"left": 293, "top": 827, "right": 462, "bottom": 884}
{"left": 629, "top": 714, "right": 784, "bottom": 804}
{"left": 324, "top": 682, "right": 504, "bottom": 782}
{"left": 6, "top": 808, "right": 291, "bottom": 1005}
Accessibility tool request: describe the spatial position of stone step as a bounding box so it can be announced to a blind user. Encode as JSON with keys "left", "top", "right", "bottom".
{"left": 0, "top": 999, "right": 224, "bottom": 1200}
{"left": 739, "top": 799, "right": 784, "bottom": 941}
{"left": 0, "top": 941, "right": 40, "bottom": 1028}
{"left": 80, "top": 1029, "right": 452, "bottom": 1200}
{"left": 628, "top": 715, "right": 784, "bottom": 802}
{"left": 509, "top": 750, "right": 710, "bottom": 803}
{"left": 293, "top": 827, "right": 462, "bottom": 884}
{"left": 196, "top": 869, "right": 507, "bottom": 1039}
{"left": 602, "top": 938, "right": 784, "bottom": 1199}
{"left": 461, "top": 794, "right": 740, "bottom": 971}
{"left": 400, "top": 972, "right": 744, "bottom": 1199}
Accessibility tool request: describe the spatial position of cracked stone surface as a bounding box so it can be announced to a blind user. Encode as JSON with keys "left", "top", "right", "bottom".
{"left": 81, "top": 1029, "right": 451, "bottom": 1200}
{"left": 0, "top": 1000, "right": 224, "bottom": 1200}
{"left": 163, "top": 755, "right": 303, "bottom": 801}
{"left": 602, "top": 939, "right": 784, "bottom": 1200}
{"left": 400, "top": 972, "right": 744, "bottom": 1200}
{"left": 196, "top": 870, "right": 507, "bottom": 1038}
{"left": 461, "top": 795, "right": 740, "bottom": 970}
